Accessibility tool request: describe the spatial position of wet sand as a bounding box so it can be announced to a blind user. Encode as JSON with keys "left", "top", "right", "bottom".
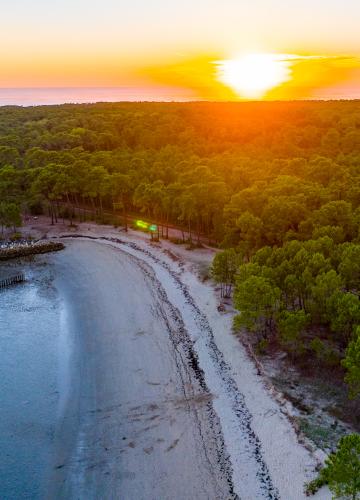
{"left": 50, "top": 240, "right": 233, "bottom": 499}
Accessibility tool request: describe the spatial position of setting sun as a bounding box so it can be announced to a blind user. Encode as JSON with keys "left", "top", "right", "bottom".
{"left": 216, "top": 53, "right": 293, "bottom": 99}
{"left": 1, "top": 0, "right": 360, "bottom": 498}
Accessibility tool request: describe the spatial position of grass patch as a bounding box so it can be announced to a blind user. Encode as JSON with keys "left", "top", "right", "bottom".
{"left": 297, "top": 417, "right": 343, "bottom": 450}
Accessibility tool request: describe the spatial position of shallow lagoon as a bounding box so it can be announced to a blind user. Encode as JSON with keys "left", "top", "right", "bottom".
{"left": 0, "top": 261, "right": 64, "bottom": 499}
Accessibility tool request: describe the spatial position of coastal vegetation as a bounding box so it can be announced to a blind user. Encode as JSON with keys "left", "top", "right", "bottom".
{"left": 0, "top": 100, "right": 359, "bottom": 412}
{"left": 306, "top": 433, "right": 360, "bottom": 498}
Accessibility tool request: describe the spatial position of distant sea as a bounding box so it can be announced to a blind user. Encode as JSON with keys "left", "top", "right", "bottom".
{"left": 0, "top": 86, "right": 359, "bottom": 107}
{"left": 0, "top": 86, "right": 197, "bottom": 106}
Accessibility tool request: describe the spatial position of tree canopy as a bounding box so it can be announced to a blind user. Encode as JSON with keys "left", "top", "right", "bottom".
{"left": 0, "top": 100, "right": 359, "bottom": 396}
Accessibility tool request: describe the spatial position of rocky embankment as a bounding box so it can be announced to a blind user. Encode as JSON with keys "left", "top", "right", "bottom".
{"left": 0, "top": 241, "right": 64, "bottom": 261}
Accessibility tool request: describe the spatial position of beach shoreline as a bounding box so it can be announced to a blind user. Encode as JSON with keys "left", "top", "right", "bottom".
{"left": 9, "top": 217, "right": 332, "bottom": 498}
{"left": 47, "top": 239, "right": 233, "bottom": 499}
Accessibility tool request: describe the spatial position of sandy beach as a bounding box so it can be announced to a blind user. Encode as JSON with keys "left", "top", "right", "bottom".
{"left": 2, "top": 219, "right": 332, "bottom": 499}
{"left": 50, "top": 239, "right": 233, "bottom": 499}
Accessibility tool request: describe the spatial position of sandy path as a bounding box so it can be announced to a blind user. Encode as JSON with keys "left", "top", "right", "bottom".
{"left": 50, "top": 240, "right": 233, "bottom": 499}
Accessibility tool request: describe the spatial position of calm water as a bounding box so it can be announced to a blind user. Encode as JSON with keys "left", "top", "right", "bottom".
{"left": 0, "top": 263, "right": 65, "bottom": 499}
{"left": 0, "top": 87, "right": 196, "bottom": 106}
{"left": 0, "top": 86, "right": 359, "bottom": 107}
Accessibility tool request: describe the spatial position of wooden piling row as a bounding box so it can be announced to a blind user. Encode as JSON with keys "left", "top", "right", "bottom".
{"left": 0, "top": 273, "right": 25, "bottom": 289}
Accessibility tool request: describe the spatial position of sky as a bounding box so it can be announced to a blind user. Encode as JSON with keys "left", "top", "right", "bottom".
{"left": 1, "top": 0, "right": 360, "bottom": 100}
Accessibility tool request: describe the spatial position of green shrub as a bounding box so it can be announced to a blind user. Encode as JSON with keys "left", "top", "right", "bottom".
{"left": 309, "top": 338, "right": 341, "bottom": 367}
{"left": 306, "top": 433, "right": 360, "bottom": 498}
{"left": 342, "top": 327, "right": 360, "bottom": 399}
{"left": 278, "top": 309, "right": 309, "bottom": 356}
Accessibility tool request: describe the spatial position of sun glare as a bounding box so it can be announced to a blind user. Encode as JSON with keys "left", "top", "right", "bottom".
{"left": 216, "top": 53, "right": 293, "bottom": 99}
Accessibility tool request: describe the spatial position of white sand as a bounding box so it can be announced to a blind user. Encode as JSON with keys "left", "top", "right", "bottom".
{"left": 50, "top": 240, "right": 233, "bottom": 499}
{"left": 25, "top": 218, "right": 331, "bottom": 499}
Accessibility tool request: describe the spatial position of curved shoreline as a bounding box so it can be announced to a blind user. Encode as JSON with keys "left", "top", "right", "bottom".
{"left": 61, "top": 234, "right": 279, "bottom": 498}
{"left": 12, "top": 218, "right": 331, "bottom": 499}
{"left": 53, "top": 233, "right": 329, "bottom": 499}
{"left": 48, "top": 239, "right": 234, "bottom": 499}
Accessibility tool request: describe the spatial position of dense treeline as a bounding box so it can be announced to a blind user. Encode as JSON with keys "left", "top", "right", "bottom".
{"left": 0, "top": 101, "right": 359, "bottom": 398}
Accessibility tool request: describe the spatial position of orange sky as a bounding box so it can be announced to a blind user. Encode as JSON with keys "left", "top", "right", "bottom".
{"left": 1, "top": 0, "right": 360, "bottom": 100}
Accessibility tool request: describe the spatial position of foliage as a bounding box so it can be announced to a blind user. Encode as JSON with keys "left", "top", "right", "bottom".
{"left": 231, "top": 232, "right": 359, "bottom": 391}
{"left": 328, "top": 292, "right": 360, "bottom": 342}
{"left": 0, "top": 101, "right": 359, "bottom": 393}
{"left": 277, "top": 309, "right": 310, "bottom": 355}
{"left": 210, "top": 248, "right": 241, "bottom": 297}
{"left": 309, "top": 338, "right": 341, "bottom": 367}
{"left": 0, "top": 202, "right": 21, "bottom": 232}
{"left": 234, "top": 275, "right": 282, "bottom": 336}
{"left": 343, "top": 328, "right": 360, "bottom": 399}
{"left": 298, "top": 418, "right": 341, "bottom": 451}
{"left": 307, "top": 434, "right": 360, "bottom": 499}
